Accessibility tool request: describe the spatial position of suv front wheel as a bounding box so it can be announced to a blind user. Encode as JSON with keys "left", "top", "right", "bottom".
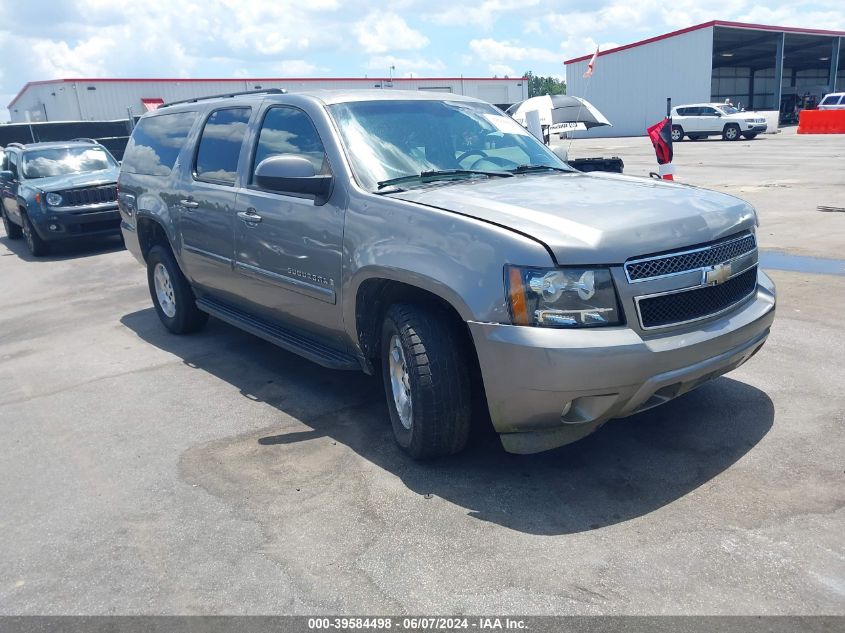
{"left": 146, "top": 245, "right": 208, "bottom": 334}
{"left": 21, "top": 211, "right": 48, "bottom": 256}
{"left": 380, "top": 303, "right": 471, "bottom": 459}
{"left": 723, "top": 124, "right": 741, "bottom": 141}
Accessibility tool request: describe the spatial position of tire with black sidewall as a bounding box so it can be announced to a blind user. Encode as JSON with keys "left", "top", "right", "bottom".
{"left": 146, "top": 244, "right": 208, "bottom": 334}
{"left": 21, "top": 211, "right": 48, "bottom": 256}
{"left": 671, "top": 125, "right": 684, "bottom": 142}
{"left": 723, "top": 124, "right": 741, "bottom": 141}
{"left": 1, "top": 208, "right": 22, "bottom": 239}
{"left": 380, "top": 303, "right": 471, "bottom": 459}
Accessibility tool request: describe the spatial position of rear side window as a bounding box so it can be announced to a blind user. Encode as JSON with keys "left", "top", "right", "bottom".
{"left": 194, "top": 107, "right": 251, "bottom": 185}
{"left": 122, "top": 111, "right": 198, "bottom": 176}
{"left": 820, "top": 95, "right": 842, "bottom": 105}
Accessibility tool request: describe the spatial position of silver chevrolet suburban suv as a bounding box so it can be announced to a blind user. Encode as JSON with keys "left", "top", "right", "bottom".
{"left": 118, "top": 89, "right": 776, "bottom": 458}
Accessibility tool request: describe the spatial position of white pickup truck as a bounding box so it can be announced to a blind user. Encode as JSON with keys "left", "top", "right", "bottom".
{"left": 671, "top": 103, "right": 767, "bottom": 141}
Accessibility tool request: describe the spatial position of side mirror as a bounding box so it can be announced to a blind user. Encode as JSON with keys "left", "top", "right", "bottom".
{"left": 254, "top": 155, "right": 332, "bottom": 203}
{"left": 0, "top": 170, "right": 12, "bottom": 181}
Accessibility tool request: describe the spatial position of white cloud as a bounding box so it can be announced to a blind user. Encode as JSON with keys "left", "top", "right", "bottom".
{"left": 29, "top": 35, "right": 117, "bottom": 78}
{"left": 425, "top": 0, "right": 541, "bottom": 30}
{"left": 488, "top": 63, "right": 516, "bottom": 76}
{"left": 365, "top": 55, "right": 445, "bottom": 76}
{"left": 469, "top": 38, "right": 561, "bottom": 64}
{"left": 354, "top": 13, "right": 429, "bottom": 54}
{"left": 275, "top": 60, "right": 319, "bottom": 75}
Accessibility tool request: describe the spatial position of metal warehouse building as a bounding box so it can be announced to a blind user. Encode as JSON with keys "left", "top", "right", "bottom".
{"left": 6, "top": 77, "right": 528, "bottom": 123}
{"left": 566, "top": 20, "right": 844, "bottom": 137}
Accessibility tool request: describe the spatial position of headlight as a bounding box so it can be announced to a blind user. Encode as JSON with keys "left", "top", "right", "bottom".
{"left": 505, "top": 265, "right": 622, "bottom": 327}
{"left": 45, "top": 192, "right": 63, "bottom": 206}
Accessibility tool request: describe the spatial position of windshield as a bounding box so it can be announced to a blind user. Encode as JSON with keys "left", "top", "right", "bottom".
{"left": 328, "top": 99, "right": 570, "bottom": 191}
{"left": 21, "top": 146, "right": 117, "bottom": 179}
{"left": 718, "top": 105, "right": 739, "bottom": 115}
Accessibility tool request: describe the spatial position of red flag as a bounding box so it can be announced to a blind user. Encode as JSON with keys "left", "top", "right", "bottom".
{"left": 583, "top": 47, "right": 599, "bottom": 78}
{"left": 647, "top": 117, "right": 673, "bottom": 165}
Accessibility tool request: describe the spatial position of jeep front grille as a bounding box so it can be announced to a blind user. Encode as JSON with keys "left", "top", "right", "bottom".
{"left": 625, "top": 233, "right": 756, "bottom": 282}
{"left": 636, "top": 266, "right": 758, "bottom": 329}
{"left": 57, "top": 184, "right": 118, "bottom": 207}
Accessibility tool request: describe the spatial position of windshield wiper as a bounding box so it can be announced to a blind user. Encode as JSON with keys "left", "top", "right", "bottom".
{"left": 510, "top": 164, "right": 572, "bottom": 174}
{"left": 377, "top": 169, "right": 513, "bottom": 190}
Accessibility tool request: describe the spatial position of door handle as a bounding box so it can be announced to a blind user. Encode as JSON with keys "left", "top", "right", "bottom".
{"left": 180, "top": 198, "right": 199, "bottom": 209}
{"left": 237, "top": 209, "right": 262, "bottom": 224}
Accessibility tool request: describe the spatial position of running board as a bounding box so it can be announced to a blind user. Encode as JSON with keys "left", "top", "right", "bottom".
{"left": 196, "top": 295, "right": 360, "bottom": 371}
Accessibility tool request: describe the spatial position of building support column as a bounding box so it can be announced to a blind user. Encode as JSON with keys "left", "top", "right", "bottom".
{"left": 830, "top": 37, "right": 841, "bottom": 93}
{"left": 773, "top": 33, "right": 785, "bottom": 111}
{"left": 749, "top": 71, "right": 756, "bottom": 110}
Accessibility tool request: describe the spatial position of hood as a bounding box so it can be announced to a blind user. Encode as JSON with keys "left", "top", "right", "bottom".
{"left": 389, "top": 171, "right": 756, "bottom": 265}
{"left": 29, "top": 168, "right": 119, "bottom": 192}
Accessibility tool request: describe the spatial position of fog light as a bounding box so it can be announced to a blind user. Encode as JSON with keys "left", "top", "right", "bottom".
{"left": 49, "top": 224, "right": 59, "bottom": 231}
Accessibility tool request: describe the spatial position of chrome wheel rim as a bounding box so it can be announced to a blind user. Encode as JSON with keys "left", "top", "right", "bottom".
{"left": 726, "top": 127, "right": 737, "bottom": 139}
{"left": 22, "top": 218, "right": 34, "bottom": 251}
{"left": 672, "top": 130, "right": 681, "bottom": 141}
{"left": 388, "top": 334, "right": 413, "bottom": 430}
{"left": 153, "top": 263, "right": 177, "bottom": 318}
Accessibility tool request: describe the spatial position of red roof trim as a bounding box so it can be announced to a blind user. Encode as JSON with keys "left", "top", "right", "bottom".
{"left": 564, "top": 20, "right": 845, "bottom": 64}
{"left": 8, "top": 76, "right": 527, "bottom": 109}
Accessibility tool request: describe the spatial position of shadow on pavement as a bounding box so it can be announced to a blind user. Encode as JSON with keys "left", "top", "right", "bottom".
{"left": 121, "top": 307, "right": 774, "bottom": 536}
{"left": 0, "top": 232, "right": 124, "bottom": 262}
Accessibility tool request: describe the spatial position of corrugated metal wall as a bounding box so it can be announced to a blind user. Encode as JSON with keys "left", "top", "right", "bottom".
{"left": 9, "top": 78, "right": 528, "bottom": 123}
{"left": 566, "top": 27, "right": 714, "bottom": 137}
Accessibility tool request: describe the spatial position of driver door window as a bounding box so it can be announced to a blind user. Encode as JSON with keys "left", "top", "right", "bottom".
{"left": 251, "top": 106, "right": 327, "bottom": 182}
{"left": 700, "top": 107, "right": 720, "bottom": 132}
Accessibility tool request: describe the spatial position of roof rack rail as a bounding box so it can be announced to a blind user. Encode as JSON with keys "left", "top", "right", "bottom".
{"left": 5, "top": 142, "right": 25, "bottom": 149}
{"left": 71, "top": 138, "right": 98, "bottom": 144}
{"left": 160, "top": 88, "right": 287, "bottom": 109}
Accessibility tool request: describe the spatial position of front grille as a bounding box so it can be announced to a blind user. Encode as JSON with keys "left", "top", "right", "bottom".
{"left": 638, "top": 266, "right": 758, "bottom": 329}
{"left": 626, "top": 233, "right": 756, "bottom": 281}
{"left": 57, "top": 184, "right": 118, "bottom": 207}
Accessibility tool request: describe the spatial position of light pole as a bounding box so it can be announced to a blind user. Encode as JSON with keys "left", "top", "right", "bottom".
{"left": 389, "top": 65, "right": 395, "bottom": 86}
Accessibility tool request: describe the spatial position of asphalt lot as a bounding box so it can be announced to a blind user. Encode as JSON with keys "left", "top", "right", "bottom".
{"left": 1, "top": 129, "right": 843, "bottom": 615}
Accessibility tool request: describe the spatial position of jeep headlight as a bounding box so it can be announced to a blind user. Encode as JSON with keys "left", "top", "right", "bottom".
{"left": 45, "top": 192, "right": 63, "bottom": 206}
{"left": 505, "top": 265, "right": 622, "bottom": 327}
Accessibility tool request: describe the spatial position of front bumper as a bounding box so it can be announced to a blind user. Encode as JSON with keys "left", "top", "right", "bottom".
{"left": 468, "top": 270, "right": 776, "bottom": 454}
{"left": 744, "top": 123, "right": 767, "bottom": 133}
{"left": 31, "top": 205, "right": 121, "bottom": 241}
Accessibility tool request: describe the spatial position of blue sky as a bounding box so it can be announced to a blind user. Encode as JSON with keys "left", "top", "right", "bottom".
{"left": 1, "top": 0, "right": 843, "bottom": 120}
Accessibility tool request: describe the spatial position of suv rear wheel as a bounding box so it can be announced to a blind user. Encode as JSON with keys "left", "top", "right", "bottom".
{"left": 671, "top": 125, "right": 684, "bottom": 142}
{"left": 146, "top": 244, "right": 208, "bottom": 334}
{"left": 21, "top": 211, "right": 48, "bottom": 256}
{"left": 1, "top": 208, "right": 22, "bottom": 239}
{"left": 380, "top": 303, "right": 471, "bottom": 459}
{"left": 723, "top": 124, "right": 741, "bottom": 141}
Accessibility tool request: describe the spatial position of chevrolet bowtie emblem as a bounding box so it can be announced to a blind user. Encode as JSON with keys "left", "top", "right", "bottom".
{"left": 705, "top": 262, "right": 732, "bottom": 285}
